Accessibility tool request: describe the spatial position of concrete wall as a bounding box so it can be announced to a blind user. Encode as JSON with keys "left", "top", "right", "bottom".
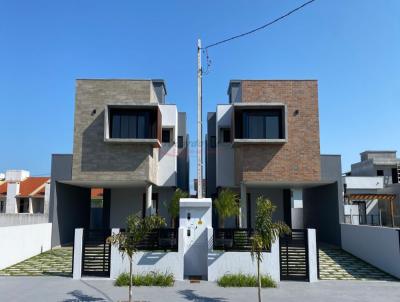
{"left": 0, "top": 223, "right": 52, "bottom": 270}
{"left": 206, "top": 112, "right": 217, "bottom": 198}
{"left": 303, "top": 155, "right": 343, "bottom": 246}
{"left": 50, "top": 154, "right": 91, "bottom": 247}
{"left": 109, "top": 187, "right": 175, "bottom": 228}
{"left": 344, "top": 176, "right": 384, "bottom": 190}
{"left": 72, "top": 80, "right": 159, "bottom": 183}
{"left": 177, "top": 112, "right": 189, "bottom": 192}
{"left": 0, "top": 213, "right": 49, "bottom": 227}
{"left": 208, "top": 240, "right": 280, "bottom": 282}
{"left": 158, "top": 105, "right": 177, "bottom": 187}
{"left": 341, "top": 224, "right": 400, "bottom": 278}
{"left": 216, "top": 105, "right": 235, "bottom": 188}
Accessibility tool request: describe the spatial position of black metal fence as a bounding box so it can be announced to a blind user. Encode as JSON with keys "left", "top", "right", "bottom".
{"left": 121, "top": 228, "right": 178, "bottom": 252}
{"left": 213, "top": 228, "right": 268, "bottom": 251}
{"left": 81, "top": 229, "right": 111, "bottom": 277}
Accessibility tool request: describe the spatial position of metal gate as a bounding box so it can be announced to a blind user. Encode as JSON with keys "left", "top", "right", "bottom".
{"left": 280, "top": 229, "right": 309, "bottom": 281}
{"left": 82, "top": 229, "right": 111, "bottom": 277}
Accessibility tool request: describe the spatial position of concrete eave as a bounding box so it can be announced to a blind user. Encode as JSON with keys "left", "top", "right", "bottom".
{"left": 243, "top": 180, "right": 334, "bottom": 189}
{"left": 59, "top": 179, "right": 148, "bottom": 188}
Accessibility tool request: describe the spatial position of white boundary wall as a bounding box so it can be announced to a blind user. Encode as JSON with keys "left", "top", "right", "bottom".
{"left": 208, "top": 240, "right": 280, "bottom": 282}
{"left": 341, "top": 224, "right": 400, "bottom": 278}
{"left": 0, "top": 223, "right": 52, "bottom": 270}
{"left": 109, "top": 228, "right": 184, "bottom": 280}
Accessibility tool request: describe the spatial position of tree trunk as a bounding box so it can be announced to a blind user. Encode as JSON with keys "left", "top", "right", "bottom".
{"left": 219, "top": 217, "right": 224, "bottom": 229}
{"left": 129, "top": 257, "right": 133, "bottom": 302}
{"left": 257, "top": 254, "right": 262, "bottom": 302}
{"left": 171, "top": 217, "right": 175, "bottom": 229}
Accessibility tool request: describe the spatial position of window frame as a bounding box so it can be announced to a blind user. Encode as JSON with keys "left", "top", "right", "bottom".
{"left": 219, "top": 127, "right": 231, "bottom": 144}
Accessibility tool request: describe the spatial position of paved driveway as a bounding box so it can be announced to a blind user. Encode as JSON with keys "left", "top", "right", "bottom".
{"left": 0, "top": 277, "right": 399, "bottom": 302}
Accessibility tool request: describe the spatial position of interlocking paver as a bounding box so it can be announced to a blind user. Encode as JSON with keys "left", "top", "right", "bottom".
{"left": 318, "top": 244, "right": 395, "bottom": 281}
{"left": 0, "top": 246, "right": 72, "bottom": 277}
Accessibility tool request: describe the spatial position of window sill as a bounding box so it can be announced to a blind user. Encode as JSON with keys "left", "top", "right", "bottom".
{"left": 104, "top": 138, "right": 161, "bottom": 148}
{"left": 232, "top": 138, "right": 287, "bottom": 146}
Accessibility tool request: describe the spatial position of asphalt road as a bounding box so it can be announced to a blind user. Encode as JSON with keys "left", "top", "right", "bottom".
{"left": 0, "top": 276, "right": 399, "bottom": 302}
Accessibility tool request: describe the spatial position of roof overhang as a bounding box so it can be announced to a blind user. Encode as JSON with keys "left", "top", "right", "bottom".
{"left": 59, "top": 179, "right": 149, "bottom": 189}
{"left": 346, "top": 193, "right": 397, "bottom": 201}
{"left": 243, "top": 180, "right": 334, "bottom": 189}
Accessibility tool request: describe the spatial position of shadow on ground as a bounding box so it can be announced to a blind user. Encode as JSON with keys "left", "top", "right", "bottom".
{"left": 178, "top": 289, "right": 228, "bottom": 302}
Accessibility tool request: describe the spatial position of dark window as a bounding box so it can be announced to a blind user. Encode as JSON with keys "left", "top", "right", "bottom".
{"left": 178, "top": 136, "right": 184, "bottom": 148}
{"left": 210, "top": 136, "right": 216, "bottom": 148}
{"left": 392, "top": 168, "right": 398, "bottom": 183}
{"left": 243, "top": 110, "right": 283, "bottom": 139}
{"left": 162, "top": 129, "right": 171, "bottom": 143}
{"left": 109, "top": 108, "right": 156, "bottom": 139}
{"left": 221, "top": 128, "right": 231, "bottom": 143}
{"left": 0, "top": 200, "right": 4, "bottom": 213}
{"left": 19, "top": 198, "right": 29, "bottom": 213}
{"left": 377, "top": 170, "right": 384, "bottom": 176}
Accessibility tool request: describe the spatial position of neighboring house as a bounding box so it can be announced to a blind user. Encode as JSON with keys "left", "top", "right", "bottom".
{"left": 206, "top": 80, "right": 343, "bottom": 245}
{"left": 49, "top": 79, "right": 189, "bottom": 247}
{"left": 344, "top": 151, "right": 400, "bottom": 227}
{"left": 0, "top": 170, "right": 50, "bottom": 215}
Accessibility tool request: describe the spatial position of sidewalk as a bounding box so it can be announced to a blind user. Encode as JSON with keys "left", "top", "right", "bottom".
{"left": 0, "top": 276, "right": 399, "bottom": 302}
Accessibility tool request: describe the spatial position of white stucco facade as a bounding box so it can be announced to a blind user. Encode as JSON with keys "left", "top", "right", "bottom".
{"left": 158, "top": 104, "right": 178, "bottom": 187}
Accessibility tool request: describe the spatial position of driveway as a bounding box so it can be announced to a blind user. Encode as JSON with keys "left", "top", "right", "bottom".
{"left": 0, "top": 277, "right": 399, "bottom": 302}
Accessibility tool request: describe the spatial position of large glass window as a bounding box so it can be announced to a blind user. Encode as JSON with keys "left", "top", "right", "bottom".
{"left": 243, "top": 110, "right": 283, "bottom": 139}
{"left": 110, "top": 109, "right": 153, "bottom": 139}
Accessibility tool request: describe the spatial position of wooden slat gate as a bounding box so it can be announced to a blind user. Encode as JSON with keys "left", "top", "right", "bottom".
{"left": 82, "top": 229, "right": 111, "bottom": 277}
{"left": 280, "top": 229, "right": 309, "bottom": 281}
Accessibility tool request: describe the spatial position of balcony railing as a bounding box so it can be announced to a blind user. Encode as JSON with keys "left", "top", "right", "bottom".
{"left": 213, "top": 228, "right": 267, "bottom": 251}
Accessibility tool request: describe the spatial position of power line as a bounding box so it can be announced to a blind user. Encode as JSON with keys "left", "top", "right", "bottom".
{"left": 203, "top": 0, "right": 316, "bottom": 50}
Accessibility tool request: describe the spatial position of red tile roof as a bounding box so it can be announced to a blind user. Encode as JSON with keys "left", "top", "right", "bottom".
{"left": 91, "top": 188, "right": 103, "bottom": 199}
{"left": 0, "top": 182, "right": 7, "bottom": 196}
{"left": 18, "top": 177, "right": 50, "bottom": 197}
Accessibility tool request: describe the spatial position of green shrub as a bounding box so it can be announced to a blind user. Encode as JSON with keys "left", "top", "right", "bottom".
{"left": 115, "top": 272, "right": 174, "bottom": 287}
{"left": 217, "top": 273, "right": 276, "bottom": 288}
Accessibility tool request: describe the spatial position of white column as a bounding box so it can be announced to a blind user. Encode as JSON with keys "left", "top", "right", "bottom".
{"left": 146, "top": 184, "right": 153, "bottom": 216}
{"left": 5, "top": 182, "right": 19, "bottom": 213}
{"left": 307, "top": 228, "right": 318, "bottom": 282}
{"left": 240, "top": 183, "right": 247, "bottom": 228}
{"left": 73, "top": 228, "right": 83, "bottom": 280}
{"left": 290, "top": 188, "right": 303, "bottom": 229}
{"left": 28, "top": 198, "right": 33, "bottom": 214}
{"left": 110, "top": 228, "right": 121, "bottom": 279}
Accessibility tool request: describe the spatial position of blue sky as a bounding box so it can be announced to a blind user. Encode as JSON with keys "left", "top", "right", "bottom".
{"left": 1, "top": 0, "right": 399, "bottom": 190}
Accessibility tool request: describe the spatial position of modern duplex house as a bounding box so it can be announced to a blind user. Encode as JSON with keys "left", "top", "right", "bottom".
{"left": 49, "top": 79, "right": 189, "bottom": 247}
{"left": 206, "top": 80, "right": 343, "bottom": 245}
{"left": 344, "top": 151, "right": 400, "bottom": 227}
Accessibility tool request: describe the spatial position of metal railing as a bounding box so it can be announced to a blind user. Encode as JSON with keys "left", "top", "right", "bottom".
{"left": 213, "top": 228, "right": 268, "bottom": 251}
{"left": 344, "top": 214, "right": 381, "bottom": 226}
{"left": 121, "top": 228, "right": 178, "bottom": 252}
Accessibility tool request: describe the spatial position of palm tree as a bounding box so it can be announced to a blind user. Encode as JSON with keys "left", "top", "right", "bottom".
{"left": 107, "top": 214, "right": 165, "bottom": 302}
{"left": 168, "top": 188, "right": 189, "bottom": 228}
{"left": 214, "top": 188, "right": 240, "bottom": 228}
{"left": 251, "top": 196, "right": 290, "bottom": 302}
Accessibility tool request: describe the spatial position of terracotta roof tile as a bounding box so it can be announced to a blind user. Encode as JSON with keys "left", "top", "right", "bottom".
{"left": 91, "top": 188, "right": 103, "bottom": 199}
{"left": 19, "top": 177, "right": 49, "bottom": 197}
{"left": 0, "top": 182, "right": 7, "bottom": 196}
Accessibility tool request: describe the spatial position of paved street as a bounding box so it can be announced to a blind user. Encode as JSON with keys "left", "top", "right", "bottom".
{"left": 0, "top": 277, "right": 399, "bottom": 302}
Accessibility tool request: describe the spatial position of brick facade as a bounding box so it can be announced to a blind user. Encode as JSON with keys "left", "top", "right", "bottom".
{"left": 235, "top": 80, "right": 320, "bottom": 184}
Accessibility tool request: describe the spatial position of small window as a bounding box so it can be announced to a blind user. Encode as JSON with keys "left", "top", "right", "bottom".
{"left": 220, "top": 128, "right": 231, "bottom": 143}
{"left": 178, "top": 136, "right": 184, "bottom": 148}
{"left": 377, "top": 170, "right": 384, "bottom": 176}
{"left": 0, "top": 200, "right": 4, "bottom": 213}
{"left": 162, "top": 129, "right": 172, "bottom": 143}
{"left": 392, "top": 168, "right": 398, "bottom": 184}
{"left": 210, "top": 136, "right": 216, "bottom": 148}
{"left": 18, "top": 198, "right": 29, "bottom": 213}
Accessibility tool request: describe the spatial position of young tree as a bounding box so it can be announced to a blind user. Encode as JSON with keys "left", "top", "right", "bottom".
{"left": 214, "top": 189, "right": 240, "bottom": 228}
{"left": 251, "top": 197, "right": 290, "bottom": 302}
{"left": 108, "top": 214, "right": 166, "bottom": 302}
{"left": 168, "top": 188, "right": 189, "bottom": 228}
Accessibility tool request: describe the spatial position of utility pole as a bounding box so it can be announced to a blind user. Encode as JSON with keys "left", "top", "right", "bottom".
{"left": 197, "top": 39, "right": 203, "bottom": 199}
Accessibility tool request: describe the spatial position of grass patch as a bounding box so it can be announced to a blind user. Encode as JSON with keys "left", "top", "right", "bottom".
{"left": 217, "top": 273, "right": 276, "bottom": 288}
{"left": 115, "top": 272, "right": 174, "bottom": 287}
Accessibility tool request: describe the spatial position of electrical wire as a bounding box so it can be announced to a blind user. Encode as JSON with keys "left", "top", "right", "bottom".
{"left": 203, "top": 0, "right": 316, "bottom": 50}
